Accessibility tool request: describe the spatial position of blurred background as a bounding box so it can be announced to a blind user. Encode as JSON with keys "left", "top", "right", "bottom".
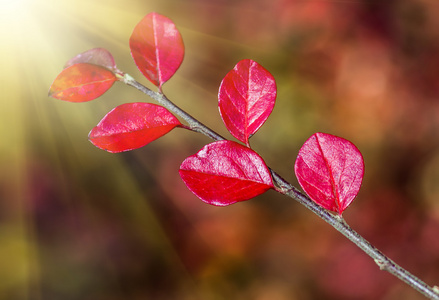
{"left": 1, "top": 0, "right": 439, "bottom": 299}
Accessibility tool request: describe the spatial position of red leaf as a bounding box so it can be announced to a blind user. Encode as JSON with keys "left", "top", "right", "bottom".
{"left": 129, "top": 12, "right": 184, "bottom": 89}
{"left": 49, "top": 63, "right": 117, "bottom": 102}
{"left": 294, "top": 132, "right": 364, "bottom": 214}
{"left": 179, "top": 140, "right": 274, "bottom": 206}
{"left": 64, "top": 48, "right": 117, "bottom": 71}
{"left": 89, "top": 103, "right": 181, "bottom": 153}
{"left": 218, "top": 59, "right": 276, "bottom": 146}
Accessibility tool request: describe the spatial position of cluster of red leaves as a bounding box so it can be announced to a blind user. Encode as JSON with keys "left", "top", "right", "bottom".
{"left": 49, "top": 12, "right": 364, "bottom": 215}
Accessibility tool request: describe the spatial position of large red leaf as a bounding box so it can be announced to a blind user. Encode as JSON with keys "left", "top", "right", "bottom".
{"left": 89, "top": 102, "right": 182, "bottom": 153}
{"left": 64, "top": 48, "right": 117, "bottom": 71}
{"left": 218, "top": 59, "right": 276, "bottom": 146}
{"left": 49, "top": 63, "right": 117, "bottom": 102}
{"left": 179, "top": 140, "right": 274, "bottom": 206}
{"left": 129, "top": 12, "right": 184, "bottom": 89}
{"left": 294, "top": 132, "right": 364, "bottom": 214}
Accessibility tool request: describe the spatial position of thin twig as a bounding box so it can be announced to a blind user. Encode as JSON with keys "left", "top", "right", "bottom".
{"left": 122, "top": 73, "right": 439, "bottom": 300}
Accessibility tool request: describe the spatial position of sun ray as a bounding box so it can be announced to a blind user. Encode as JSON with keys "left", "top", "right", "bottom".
{"left": 0, "top": 1, "right": 202, "bottom": 299}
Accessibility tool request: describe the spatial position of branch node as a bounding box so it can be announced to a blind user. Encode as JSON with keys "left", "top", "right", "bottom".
{"left": 374, "top": 258, "right": 387, "bottom": 270}
{"left": 334, "top": 214, "right": 345, "bottom": 223}
{"left": 122, "top": 73, "right": 136, "bottom": 84}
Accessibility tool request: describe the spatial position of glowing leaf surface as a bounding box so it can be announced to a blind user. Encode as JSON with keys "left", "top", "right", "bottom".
{"left": 218, "top": 59, "right": 276, "bottom": 146}
{"left": 49, "top": 63, "right": 116, "bottom": 102}
{"left": 130, "top": 12, "right": 184, "bottom": 88}
{"left": 64, "top": 48, "right": 117, "bottom": 71}
{"left": 179, "top": 140, "right": 274, "bottom": 206}
{"left": 89, "top": 102, "right": 181, "bottom": 153}
{"left": 294, "top": 132, "right": 364, "bottom": 214}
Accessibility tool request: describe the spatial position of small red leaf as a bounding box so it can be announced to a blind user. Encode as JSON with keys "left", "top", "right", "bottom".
{"left": 179, "top": 140, "right": 274, "bottom": 206}
{"left": 218, "top": 59, "right": 276, "bottom": 146}
{"left": 64, "top": 48, "right": 117, "bottom": 71}
{"left": 294, "top": 132, "right": 364, "bottom": 214}
{"left": 89, "top": 102, "right": 182, "bottom": 153}
{"left": 129, "top": 12, "right": 184, "bottom": 89}
{"left": 49, "top": 63, "right": 117, "bottom": 102}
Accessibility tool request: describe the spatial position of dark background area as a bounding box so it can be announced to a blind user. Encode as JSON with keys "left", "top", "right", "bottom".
{"left": 1, "top": 0, "right": 439, "bottom": 299}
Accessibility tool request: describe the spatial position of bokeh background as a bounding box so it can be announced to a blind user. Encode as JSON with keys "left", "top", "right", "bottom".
{"left": 1, "top": 0, "right": 439, "bottom": 299}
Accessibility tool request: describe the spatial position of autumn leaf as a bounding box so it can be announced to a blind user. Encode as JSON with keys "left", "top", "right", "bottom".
{"left": 294, "top": 132, "right": 364, "bottom": 214}
{"left": 64, "top": 48, "right": 117, "bottom": 71}
{"left": 89, "top": 102, "right": 182, "bottom": 153}
{"left": 179, "top": 140, "right": 274, "bottom": 206}
{"left": 130, "top": 12, "right": 184, "bottom": 89}
{"left": 218, "top": 59, "right": 276, "bottom": 146}
{"left": 49, "top": 63, "right": 117, "bottom": 102}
